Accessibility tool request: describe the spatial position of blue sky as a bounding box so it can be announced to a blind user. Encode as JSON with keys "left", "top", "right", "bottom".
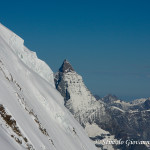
{"left": 1, "top": 0, "right": 150, "bottom": 100}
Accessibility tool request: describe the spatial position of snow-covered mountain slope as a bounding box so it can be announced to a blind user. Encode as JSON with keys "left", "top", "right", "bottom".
{"left": 0, "top": 23, "right": 54, "bottom": 87}
{"left": 101, "top": 95, "right": 150, "bottom": 111}
{"left": 0, "top": 23, "right": 97, "bottom": 150}
{"left": 85, "top": 123, "right": 116, "bottom": 150}
{"left": 130, "top": 98, "right": 148, "bottom": 105}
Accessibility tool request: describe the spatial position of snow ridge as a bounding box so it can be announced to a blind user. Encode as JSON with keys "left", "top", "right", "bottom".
{"left": 0, "top": 23, "right": 54, "bottom": 87}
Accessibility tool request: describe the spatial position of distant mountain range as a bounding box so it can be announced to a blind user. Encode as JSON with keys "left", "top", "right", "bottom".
{"left": 55, "top": 60, "right": 150, "bottom": 150}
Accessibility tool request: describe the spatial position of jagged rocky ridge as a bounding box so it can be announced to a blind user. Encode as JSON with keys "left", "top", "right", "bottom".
{"left": 0, "top": 23, "right": 97, "bottom": 150}
{"left": 55, "top": 60, "right": 150, "bottom": 150}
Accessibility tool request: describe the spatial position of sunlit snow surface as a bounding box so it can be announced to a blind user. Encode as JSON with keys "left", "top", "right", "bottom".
{"left": 0, "top": 23, "right": 54, "bottom": 87}
{"left": 85, "top": 123, "right": 116, "bottom": 150}
{"left": 0, "top": 23, "right": 97, "bottom": 150}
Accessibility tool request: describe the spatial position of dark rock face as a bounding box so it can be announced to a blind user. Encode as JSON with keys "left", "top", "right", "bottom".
{"left": 55, "top": 72, "right": 70, "bottom": 104}
{"left": 107, "top": 109, "right": 150, "bottom": 139}
{"left": 102, "top": 94, "right": 118, "bottom": 104}
{"left": 59, "top": 59, "right": 74, "bottom": 73}
{"left": 109, "top": 110, "right": 150, "bottom": 150}
{"left": 143, "top": 99, "right": 150, "bottom": 110}
{"left": 94, "top": 95, "right": 101, "bottom": 100}
{"left": 54, "top": 60, "right": 73, "bottom": 104}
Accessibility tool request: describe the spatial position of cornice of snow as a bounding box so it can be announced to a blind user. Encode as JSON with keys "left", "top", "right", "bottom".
{"left": 0, "top": 23, "right": 54, "bottom": 87}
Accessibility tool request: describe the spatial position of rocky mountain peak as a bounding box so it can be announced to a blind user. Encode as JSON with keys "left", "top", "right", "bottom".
{"left": 59, "top": 59, "right": 74, "bottom": 73}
